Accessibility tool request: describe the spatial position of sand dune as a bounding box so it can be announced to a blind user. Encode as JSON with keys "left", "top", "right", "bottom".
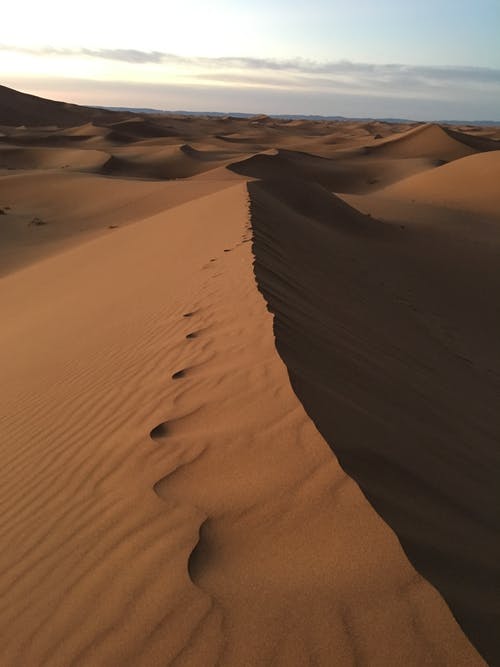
{"left": 373, "top": 149, "right": 500, "bottom": 217}
{"left": 444, "top": 125, "right": 500, "bottom": 152}
{"left": 0, "top": 85, "right": 496, "bottom": 665}
{"left": 107, "top": 118, "right": 182, "bottom": 142}
{"left": 248, "top": 174, "right": 500, "bottom": 665}
{"left": 0, "top": 145, "right": 109, "bottom": 171}
{"left": 0, "top": 183, "right": 484, "bottom": 666}
{"left": 215, "top": 132, "right": 264, "bottom": 144}
{"left": 229, "top": 148, "right": 437, "bottom": 193}
{"left": 0, "top": 170, "right": 236, "bottom": 274}
{"left": 0, "top": 84, "right": 130, "bottom": 127}
{"left": 58, "top": 122, "right": 111, "bottom": 137}
{"left": 101, "top": 143, "right": 244, "bottom": 179}
{"left": 0, "top": 133, "right": 98, "bottom": 147}
{"left": 365, "top": 122, "right": 486, "bottom": 161}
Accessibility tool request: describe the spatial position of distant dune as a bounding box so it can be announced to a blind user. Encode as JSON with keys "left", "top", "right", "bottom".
{"left": 364, "top": 122, "right": 497, "bottom": 161}
{"left": 0, "top": 84, "right": 133, "bottom": 127}
{"left": 378, "top": 149, "right": 500, "bottom": 217}
{"left": 0, "top": 85, "right": 498, "bottom": 666}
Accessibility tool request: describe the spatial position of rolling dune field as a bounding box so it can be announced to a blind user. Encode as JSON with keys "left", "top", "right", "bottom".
{"left": 0, "top": 86, "right": 499, "bottom": 666}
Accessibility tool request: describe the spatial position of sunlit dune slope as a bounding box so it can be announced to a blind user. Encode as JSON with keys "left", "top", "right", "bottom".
{"left": 364, "top": 123, "right": 487, "bottom": 161}
{"left": 0, "top": 170, "right": 236, "bottom": 274}
{"left": 376, "top": 149, "right": 500, "bottom": 217}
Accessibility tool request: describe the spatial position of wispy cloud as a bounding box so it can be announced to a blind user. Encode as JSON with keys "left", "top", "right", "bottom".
{"left": 2, "top": 42, "right": 500, "bottom": 87}
{"left": 2, "top": 44, "right": 499, "bottom": 120}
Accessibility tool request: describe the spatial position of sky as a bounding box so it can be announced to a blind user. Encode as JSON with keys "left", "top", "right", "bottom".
{"left": 1, "top": 0, "right": 499, "bottom": 120}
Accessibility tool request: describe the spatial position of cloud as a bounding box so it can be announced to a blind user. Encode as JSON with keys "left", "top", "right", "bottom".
{"left": 2, "top": 44, "right": 499, "bottom": 120}
{"left": 81, "top": 48, "right": 166, "bottom": 64}
{"left": 2, "top": 42, "right": 500, "bottom": 87}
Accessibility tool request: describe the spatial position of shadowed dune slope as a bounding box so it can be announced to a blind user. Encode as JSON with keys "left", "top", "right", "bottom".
{"left": 229, "top": 148, "right": 437, "bottom": 193}
{"left": 0, "top": 84, "right": 129, "bottom": 127}
{"left": 248, "top": 178, "right": 500, "bottom": 665}
{"left": 0, "top": 146, "right": 109, "bottom": 171}
{"left": 0, "top": 133, "right": 99, "bottom": 147}
{"left": 101, "top": 144, "right": 240, "bottom": 180}
{"left": 444, "top": 126, "right": 500, "bottom": 152}
{"left": 106, "top": 118, "right": 182, "bottom": 143}
{"left": 109, "top": 117, "right": 181, "bottom": 138}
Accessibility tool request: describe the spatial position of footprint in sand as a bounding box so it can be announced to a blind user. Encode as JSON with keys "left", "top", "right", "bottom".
{"left": 187, "top": 518, "right": 212, "bottom": 584}
{"left": 150, "top": 422, "right": 169, "bottom": 440}
{"left": 149, "top": 407, "right": 201, "bottom": 445}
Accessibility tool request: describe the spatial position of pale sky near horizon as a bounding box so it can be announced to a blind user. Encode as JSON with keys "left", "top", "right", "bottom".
{"left": 1, "top": 0, "right": 499, "bottom": 120}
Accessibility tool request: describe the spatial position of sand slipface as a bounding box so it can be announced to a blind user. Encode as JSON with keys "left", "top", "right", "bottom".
{"left": 0, "top": 85, "right": 498, "bottom": 665}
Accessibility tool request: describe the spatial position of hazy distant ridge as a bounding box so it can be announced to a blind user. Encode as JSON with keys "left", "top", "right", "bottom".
{"left": 98, "top": 106, "right": 500, "bottom": 125}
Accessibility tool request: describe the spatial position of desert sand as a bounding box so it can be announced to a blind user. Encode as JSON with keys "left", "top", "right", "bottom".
{"left": 0, "top": 85, "right": 498, "bottom": 666}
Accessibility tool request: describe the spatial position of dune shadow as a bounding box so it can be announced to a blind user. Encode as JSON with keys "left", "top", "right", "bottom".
{"left": 247, "top": 178, "right": 500, "bottom": 666}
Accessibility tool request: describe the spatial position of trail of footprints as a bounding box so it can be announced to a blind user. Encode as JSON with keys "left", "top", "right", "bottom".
{"left": 146, "top": 228, "right": 253, "bottom": 590}
{"left": 148, "top": 310, "right": 198, "bottom": 446}
{"left": 148, "top": 231, "right": 250, "bottom": 451}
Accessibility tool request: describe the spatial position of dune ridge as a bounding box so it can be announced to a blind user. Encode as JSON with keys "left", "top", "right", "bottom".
{"left": 0, "top": 84, "right": 131, "bottom": 127}
{"left": 364, "top": 122, "right": 498, "bottom": 161}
